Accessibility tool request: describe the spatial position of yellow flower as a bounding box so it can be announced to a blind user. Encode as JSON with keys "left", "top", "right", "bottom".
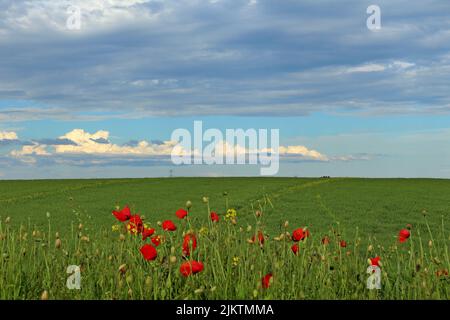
{"left": 232, "top": 256, "right": 240, "bottom": 267}
{"left": 225, "top": 209, "right": 237, "bottom": 221}
{"left": 199, "top": 226, "right": 209, "bottom": 236}
{"left": 112, "top": 225, "right": 120, "bottom": 232}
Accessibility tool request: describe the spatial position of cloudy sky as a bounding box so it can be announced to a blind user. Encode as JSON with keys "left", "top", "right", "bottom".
{"left": 1, "top": 0, "right": 450, "bottom": 179}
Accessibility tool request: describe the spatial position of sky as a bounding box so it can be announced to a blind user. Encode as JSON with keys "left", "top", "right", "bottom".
{"left": 1, "top": 0, "right": 450, "bottom": 179}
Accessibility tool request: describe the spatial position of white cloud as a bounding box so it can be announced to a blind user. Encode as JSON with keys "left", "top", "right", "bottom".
{"left": 346, "top": 64, "right": 386, "bottom": 73}
{"left": 0, "top": 131, "right": 18, "bottom": 140}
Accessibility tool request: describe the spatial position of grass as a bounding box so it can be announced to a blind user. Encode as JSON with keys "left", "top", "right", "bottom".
{"left": 0, "top": 177, "right": 449, "bottom": 299}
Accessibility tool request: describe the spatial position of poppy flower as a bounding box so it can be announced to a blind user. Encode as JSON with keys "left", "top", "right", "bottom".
{"left": 251, "top": 231, "right": 265, "bottom": 245}
{"left": 340, "top": 240, "right": 347, "bottom": 248}
{"left": 127, "top": 215, "right": 144, "bottom": 234}
{"left": 112, "top": 206, "right": 131, "bottom": 222}
{"left": 162, "top": 220, "right": 177, "bottom": 231}
{"left": 436, "top": 269, "right": 449, "bottom": 277}
{"left": 262, "top": 273, "right": 273, "bottom": 289}
{"left": 176, "top": 209, "right": 188, "bottom": 219}
{"left": 182, "top": 234, "right": 197, "bottom": 256}
{"left": 292, "top": 228, "right": 310, "bottom": 242}
{"left": 291, "top": 243, "right": 299, "bottom": 255}
{"left": 151, "top": 235, "right": 161, "bottom": 246}
{"left": 140, "top": 244, "right": 157, "bottom": 261}
{"left": 210, "top": 212, "right": 220, "bottom": 222}
{"left": 179, "top": 261, "right": 204, "bottom": 277}
{"left": 321, "top": 236, "right": 330, "bottom": 245}
{"left": 370, "top": 256, "right": 381, "bottom": 267}
{"left": 398, "top": 229, "right": 410, "bottom": 243}
{"left": 142, "top": 228, "right": 155, "bottom": 241}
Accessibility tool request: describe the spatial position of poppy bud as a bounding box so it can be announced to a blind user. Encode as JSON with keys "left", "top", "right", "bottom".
{"left": 78, "top": 223, "right": 83, "bottom": 230}
{"left": 80, "top": 236, "right": 89, "bottom": 242}
{"left": 118, "top": 264, "right": 127, "bottom": 274}
{"left": 194, "top": 288, "right": 204, "bottom": 294}
{"left": 186, "top": 201, "right": 192, "bottom": 209}
{"left": 119, "top": 234, "right": 126, "bottom": 241}
{"left": 128, "top": 288, "right": 133, "bottom": 297}
{"left": 202, "top": 196, "right": 209, "bottom": 203}
{"left": 231, "top": 218, "right": 237, "bottom": 225}
{"left": 283, "top": 221, "right": 289, "bottom": 228}
{"left": 368, "top": 245, "right": 373, "bottom": 252}
{"left": 255, "top": 210, "right": 262, "bottom": 218}
{"left": 55, "top": 239, "right": 62, "bottom": 249}
{"left": 40, "top": 290, "right": 49, "bottom": 300}
{"left": 170, "top": 256, "right": 177, "bottom": 264}
{"left": 55, "top": 232, "right": 60, "bottom": 239}
{"left": 428, "top": 240, "right": 433, "bottom": 247}
{"left": 5, "top": 217, "right": 11, "bottom": 224}
{"left": 246, "top": 225, "right": 252, "bottom": 232}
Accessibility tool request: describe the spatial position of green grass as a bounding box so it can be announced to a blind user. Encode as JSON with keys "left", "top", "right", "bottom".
{"left": 0, "top": 177, "right": 449, "bottom": 299}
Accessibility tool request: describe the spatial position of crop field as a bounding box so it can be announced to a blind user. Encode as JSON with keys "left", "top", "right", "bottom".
{"left": 0, "top": 177, "right": 449, "bottom": 300}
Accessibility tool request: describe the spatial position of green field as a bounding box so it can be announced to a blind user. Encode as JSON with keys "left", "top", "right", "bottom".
{"left": 1, "top": 178, "right": 449, "bottom": 299}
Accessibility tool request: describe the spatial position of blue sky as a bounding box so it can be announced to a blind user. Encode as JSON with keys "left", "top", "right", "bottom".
{"left": 1, "top": 0, "right": 450, "bottom": 179}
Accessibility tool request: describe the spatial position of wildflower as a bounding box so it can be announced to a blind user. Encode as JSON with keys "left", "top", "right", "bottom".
{"left": 251, "top": 231, "right": 265, "bottom": 245}
{"left": 127, "top": 215, "right": 144, "bottom": 234}
{"left": 176, "top": 209, "right": 188, "bottom": 219}
{"left": 151, "top": 235, "right": 162, "bottom": 246}
{"left": 232, "top": 256, "right": 240, "bottom": 267}
{"left": 162, "top": 220, "right": 177, "bottom": 231}
{"left": 180, "top": 261, "right": 204, "bottom": 277}
{"left": 292, "top": 228, "right": 310, "bottom": 242}
{"left": 262, "top": 273, "right": 273, "bottom": 289}
{"left": 140, "top": 244, "right": 158, "bottom": 261}
{"left": 225, "top": 209, "right": 237, "bottom": 221}
{"left": 142, "top": 227, "right": 155, "bottom": 241}
{"left": 210, "top": 212, "right": 220, "bottom": 222}
{"left": 112, "top": 206, "right": 132, "bottom": 222}
{"left": 111, "top": 225, "right": 120, "bottom": 232}
{"left": 398, "top": 229, "right": 410, "bottom": 243}
{"left": 321, "top": 236, "right": 330, "bottom": 245}
{"left": 182, "top": 233, "right": 197, "bottom": 256}
{"left": 436, "top": 269, "right": 449, "bottom": 277}
{"left": 291, "top": 243, "right": 299, "bottom": 255}
{"left": 340, "top": 240, "right": 347, "bottom": 248}
{"left": 199, "top": 226, "right": 209, "bottom": 236}
{"left": 369, "top": 256, "right": 381, "bottom": 267}
{"left": 40, "top": 290, "right": 49, "bottom": 300}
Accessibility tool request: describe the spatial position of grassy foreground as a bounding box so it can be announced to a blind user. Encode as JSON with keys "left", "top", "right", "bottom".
{"left": 0, "top": 177, "right": 449, "bottom": 299}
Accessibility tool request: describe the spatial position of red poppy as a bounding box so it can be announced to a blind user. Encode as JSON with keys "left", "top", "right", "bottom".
{"left": 321, "top": 236, "right": 330, "bottom": 245}
{"left": 291, "top": 243, "right": 299, "bottom": 255}
{"left": 140, "top": 244, "right": 157, "bottom": 261}
{"left": 151, "top": 235, "right": 161, "bottom": 246}
{"left": 127, "top": 215, "right": 144, "bottom": 234}
{"left": 182, "top": 234, "right": 197, "bottom": 256}
{"left": 436, "top": 269, "right": 449, "bottom": 277}
{"left": 112, "top": 206, "right": 131, "bottom": 222}
{"left": 370, "top": 256, "right": 381, "bottom": 267}
{"left": 262, "top": 273, "right": 273, "bottom": 289}
{"left": 162, "top": 220, "right": 177, "bottom": 231}
{"left": 251, "top": 231, "right": 265, "bottom": 245}
{"left": 179, "top": 261, "right": 204, "bottom": 277}
{"left": 398, "top": 229, "right": 410, "bottom": 243}
{"left": 210, "top": 212, "right": 220, "bottom": 222}
{"left": 142, "top": 228, "right": 155, "bottom": 241}
{"left": 292, "top": 228, "right": 310, "bottom": 242}
{"left": 176, "top": 209, "right": 188, "bottom": 219}
{"left": 340, "top": 240, "right": 347, "bottom": 248}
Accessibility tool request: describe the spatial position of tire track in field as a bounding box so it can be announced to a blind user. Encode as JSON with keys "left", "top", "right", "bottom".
{"left": 240, "top": 178, "right": 339, "bottom": 211}
{"left": 0, "top": 180, "right": 137, "bottom": 204}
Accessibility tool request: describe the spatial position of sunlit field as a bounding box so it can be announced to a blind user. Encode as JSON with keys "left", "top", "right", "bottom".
{"left": 0, "top": 177, "right": 449, "bottom": 299}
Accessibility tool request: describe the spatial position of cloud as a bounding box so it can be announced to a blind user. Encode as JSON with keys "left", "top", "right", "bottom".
{"left": 5, "top": 128, "right": 377, "bottom": 169}
{"left": 1, "top": 1, "right": 450, "bottom": 120}
{"left": 0, "top": 131, "right": 18, "bottom": 140}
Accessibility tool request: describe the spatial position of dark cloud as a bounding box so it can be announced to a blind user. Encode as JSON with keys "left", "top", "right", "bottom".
{"left": 0, "top": 0, "right": 449, "bottom": 120}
